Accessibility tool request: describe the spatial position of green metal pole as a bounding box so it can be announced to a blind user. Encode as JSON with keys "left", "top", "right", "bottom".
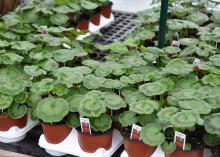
{"left": 158, "top": 0, "right": 168, "bottom": 48}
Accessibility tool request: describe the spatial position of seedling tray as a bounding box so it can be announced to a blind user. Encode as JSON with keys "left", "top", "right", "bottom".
{"left": 0, "top": 115, "right": 38, "bottom": 143}
{"left": 94, "top": 12, "right": 137, "bottom": 44}
{"left": 39, "top": 129, "right": 123, "bottom": 157}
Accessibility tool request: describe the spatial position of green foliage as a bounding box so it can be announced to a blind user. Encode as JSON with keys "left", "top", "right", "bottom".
{"left": 140, "top": 123, "right": 165, "bottom": 146}
{"left": 36, "top": 97, "right": 69, "bottom": 123}
{"left": 178, "top": 100, "right": 211, "bottom": 114}
{"left": 90, "top": 114, "right": 112, "bottom": 132}
{"left": 161, "top": 141, "right": 176, "bottom": 154}
{"left": 79, "top": 96, "right": 106, "bottom": 117}
{"left": 204, "top": 113, "right": 220, "bottom": 136}
{"left": 31, "top": 79, "right": 54, "bottom": 94}
{"left": 101, "top": 92, "right": 126, "bottom": 110}
{"left": 53, "top": 67, "right": 84, "bottom": 87}
{"left": 0, "top": 94, "right": 13, "bottom": 110}
{"left": 66, "top": 113, "right": 80, "bottom": 128}
{"left": 119, "top": 111, "right": 138, "bottom": 127}
{"left": 171, "top": 110, "right": 203, "bottom": 128}
{"left": 8, "top": 103, "right": 27, "bottom": 119}
{"left": 139, "top": 81, "right": 166, "bottom": 96}
{"left": 129, "top": 100, "right": 159, "bottom": 114}
{"left": 163, "top": 58, "right": 193, "bottom": 75}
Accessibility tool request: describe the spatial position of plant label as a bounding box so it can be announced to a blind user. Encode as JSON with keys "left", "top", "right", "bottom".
{"left": 174, "top": 131, "right": 186, "bottom": 150}
{"left": 130, "top": 124, "right": 142, "bottom": 141}
{"left": 193, "top": 58, "right": 202, "bottom": 65}
{"left": 41, "top": 26, "right": 48, "bottom": 35}
{"left": 80, "top": 117, "right": 91, "bottom": 135}
{"left": 63, "top": 43, "right": 71, "bottom": 49}
{"left": 171, "top": 40, "right": 180, "bottom": 48}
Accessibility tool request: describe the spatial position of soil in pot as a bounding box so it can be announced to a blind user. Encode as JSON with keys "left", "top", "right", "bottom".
{"left": 42, "top": 123, "right": 72, "bottom": 144}
{"left": 121, "top": 127, "right": 156, "bottom": 157}
{"left": 101, "top": 2, "right": 113, "bottom": 19}
{"left": 90, "top": 8, "right": 102, "bottom": 26}
{"left": 76, "top": 14, "right": 90, "bottom": 31}
{"left": 166, "top": 149, "right": 204, "bottom": 157}
{"left": 0, "top": 113, "right": 27, "bottom": 131}
{"left": 76, "top": 127, "right": 113, "bottom": 153}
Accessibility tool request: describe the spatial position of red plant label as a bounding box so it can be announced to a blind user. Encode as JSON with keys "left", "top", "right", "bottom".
{"left": 80, "top": 117, "right": 91, "bottom": 135}
{"left": 130, "top": 124, "right": 142, "bottom": 141}
{"left": 174, "top": 131, "right": 186, "bottom": 150}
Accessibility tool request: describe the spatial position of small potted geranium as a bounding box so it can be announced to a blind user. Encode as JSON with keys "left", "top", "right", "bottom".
{"left": 68, "top": 88, "right": 126, "bottom": 153}
{"left": 0, "top": 67, "right": 29, "bottom": 131}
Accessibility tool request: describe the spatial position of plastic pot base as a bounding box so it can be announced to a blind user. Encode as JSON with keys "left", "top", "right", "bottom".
{"left": 0, "top": 114, "right": 27, "bottom": 132}
{"left": 124, "top": 137, "right": 156, "bottom": 157}
{"left": 166, "top": 149, "right": 204, "bottom": 157}
{"left": 77, "top": 128, "right": 113, "bottom": 153}
{"left": 42, "top": 123, "right": 71, "bottom": 144}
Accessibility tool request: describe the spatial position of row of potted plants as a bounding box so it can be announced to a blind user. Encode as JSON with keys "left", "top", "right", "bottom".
{"left": 14, "top": 0, "right": 113, "bottom": 30}
{"left": 0, "top": 0, "right": 220, "bottom": 157}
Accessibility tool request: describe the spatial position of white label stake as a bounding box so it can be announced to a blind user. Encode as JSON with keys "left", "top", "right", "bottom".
{"left": 80, "top": 117, "right": 91, "bottom": 135}
{"left": 130, "top": 124, "right": 142, "bottom": 141}
{"left": 174, "top": 131, "right": 186, "bottom": 150}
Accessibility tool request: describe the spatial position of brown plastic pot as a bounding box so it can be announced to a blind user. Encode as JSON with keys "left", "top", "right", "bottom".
{"left": 124, "top": 137, "right": 157, "bottom": 157}
{"left": 42, "top": 123, "right": 72, "bottom": 144}
{"left": 101, "top": 2, "right": 113, "bottom": 19}
{"left": 77, "top": 14, "right": 90, "bottom": 31}
{"left": 0, "top": 113, "right": 27, "bottom": 131}
{"left": 90, "top": 12, "right": 101, "bottom": 26}
{"left": 0, "top": 0, "right": 20, "bottom": 15}
{"left": 77, "top": 21, "right": 90, "bottom": 31}
{"left": 166, "top": 149, "right": 204, "bottom": 157}
{"left": 77, "top": 128, "right": 113, "bottom": 153}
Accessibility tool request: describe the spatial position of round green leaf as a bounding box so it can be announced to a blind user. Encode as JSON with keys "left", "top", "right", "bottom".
{"left": 129, "top": 100, "right": 159, "bottom": 114}
{"left": 102, "top": 92, "right": 126, "bottom": 110}
{"left": 36, "top": 97, "right": 69, "bottom": 123}
{"left": 140, "top": 123, "right": 165, "bottom": 146}
{"left": 139, "top": 81, "right": 166, "bottom": 96}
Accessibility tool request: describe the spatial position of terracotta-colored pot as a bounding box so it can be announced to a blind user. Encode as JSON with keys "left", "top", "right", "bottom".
{"left": 42, "top": 123, "right": 72, "bottom": 144}
{"left": 124, "top": 137, "right": 156, "bottom": 157}
{"left": 0, "top": 0, "right": 20, "bottom": 15}
{"left": 166, "top": 149, "right": 204, "bottom": 157}
{"left": 90, "top": 13, "right": 101, "bottom": 26}
{"left": 101, "top": 2, "right": 113, "bottom": 19}
{"left": 77, "top": 128, "right": 113, "bottom": 153}
{"left": 0, "top": 113, "right": 27, "bottom": 131}
{"left": 77, "top": 20, "right": 90, "bottom": 30}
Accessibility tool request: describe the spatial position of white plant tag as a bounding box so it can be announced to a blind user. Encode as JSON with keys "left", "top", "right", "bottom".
{"left": 193, "top": 58, "right": 202, "bottom": 65}
{"left": 41, "top": 26, "right": 48, "bottom": 35}
{"left": 63, "top": 43, "right": 71, "bottom": 49}
{"left": 80, "top": 117, "right": 91, "bottom": 135}
{"left": 130, "top": 124, "right": 142, "bottom": 141}
{"left": 174, "top": 131, "right": 186, "bottom": 150}
{"left": 171, "top": 40, "right": 180, "bottom": 48}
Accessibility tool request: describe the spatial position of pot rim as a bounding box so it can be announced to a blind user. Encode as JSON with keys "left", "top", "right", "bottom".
{"left": 76, "top": 126, "right": 113, "bottom": 136}
{"left": 41, "top": 121, "right": 68, "bottom": 127}
{"left": 170, "top": 148, "right": 204, "bottom": 153}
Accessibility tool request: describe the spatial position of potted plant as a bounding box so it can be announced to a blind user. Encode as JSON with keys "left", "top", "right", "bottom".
{"left": 0, "top": 67, "right": 29, "bottom": 131}
{"left": 36, "top": 96, "right": 71, "bottom": 144}
{"left": 67, "top": 87, "right": 126, "bottom": 153}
